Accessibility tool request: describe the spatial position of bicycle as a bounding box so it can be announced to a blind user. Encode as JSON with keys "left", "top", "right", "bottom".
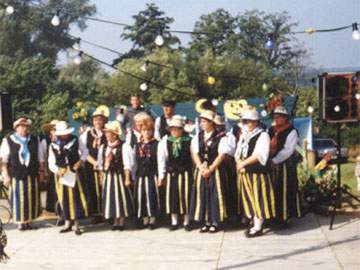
{"left": 0, "top": 179, "right": 11, "bottom": 225}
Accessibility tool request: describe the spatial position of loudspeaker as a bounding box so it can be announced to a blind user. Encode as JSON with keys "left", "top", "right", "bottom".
{"left": 318, "top": 72, "right": 360, "bottom": 123}
{"left": 0, "top": 93, "right": 13, "bottom": 132}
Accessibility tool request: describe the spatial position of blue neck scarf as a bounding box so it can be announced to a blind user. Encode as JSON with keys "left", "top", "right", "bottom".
{"left": 13, "top": 133, "right": 30, "bottom": 162}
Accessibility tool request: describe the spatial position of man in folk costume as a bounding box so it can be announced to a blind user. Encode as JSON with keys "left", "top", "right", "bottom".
{"left": 128, "top": 118, "right": 160, "bottom": 229}
{"left": 97, "top": 121, "right": 133, "bottom": 231}
{"left": 235, "top": 107, "right": 276, "bottom": 237}
{"left": 269, "top": 106, "right": 301, "bottom": 226}
{"left": 48, "top": 121, "right": 89, "bottom": 235}
{"left": 190, "top": 110, "right": 229, "bottom": 233}
{"left": 0, "top": 117, "right": 45, "bottom": 230}
{"left": 154, "top": 100, "right": 176, "bottom": 141}
{"left": 158, "top": 115, "right": 192, "bottom": 231}
{"left": 79, "top": 106, "right": 109, "bottom": 223}
{"left": 40, "top": 120, "right": 59, "bottom": 215}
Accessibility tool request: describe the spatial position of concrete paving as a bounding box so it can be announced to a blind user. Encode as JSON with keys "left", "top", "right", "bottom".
{"left": 0, "top": 211, "right": 359, "bottom": 270}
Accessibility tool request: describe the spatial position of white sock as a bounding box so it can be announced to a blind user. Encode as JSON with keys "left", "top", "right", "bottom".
{"left": 171, "top": 214, "right": 178, "bottom": 225}
{"left": 65, "top": 220, "right": 71, "bottom": 228}
{"left": 253, "top": 217, "right": 264, "bottom": 231}
{"left": 74, "top": 220, "right": 79, "bottom": 230}
{"left": 149, "top": 217, "right": 156, "bottom": 224}
{"left": 183, "top": 215, "right": 190, "bottom": 226}
{"left": 143, "top": 217, "right": 149, "bottom": 225}
{"left": 119, "top": 218, "right": 124, "bottom": 226}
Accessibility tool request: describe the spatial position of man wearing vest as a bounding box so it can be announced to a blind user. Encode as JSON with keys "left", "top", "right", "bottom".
{"left": 0, "top": 117, "right": 45, "bottom": 231}
{"left": 269, "top": 106, "right": 302, "bottom": 227}
{"left": 154, "top": 100, "right": 176, "bottom": 141}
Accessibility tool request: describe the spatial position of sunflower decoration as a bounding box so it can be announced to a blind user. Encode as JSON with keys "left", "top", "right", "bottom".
{"left": 72, "top": 101, "right": 91, "bottom": 123}
{"left": 266, "top": 93, "right": 284, "bottom": 114}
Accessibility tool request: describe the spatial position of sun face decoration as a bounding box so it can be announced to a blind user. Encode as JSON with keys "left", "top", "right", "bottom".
{"left": 223, "top": 99, "right": 248, "bottom": 120}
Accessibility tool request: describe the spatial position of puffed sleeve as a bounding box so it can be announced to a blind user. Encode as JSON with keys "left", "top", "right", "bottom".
{"left": 252, "top": 132, "right": 270, "bottom": 166}
{"left": 79, "top": 131, "right": 88, "bottom": 150}
{"left": 97, "top": 144, "right": 105, "bottom": 171}
{"left": 272, "top": 129, "right": 298, "bottom": 165}
{"left": 122, "top": 142, "right": 134, "bottom": 172}
{"left": 78, "top": 136, "right": 88, "bottom": 162}
{"left": 0, "top": 138, "right": 10, "bottom": 163}
{"left": 48, "top": 146, "right": 59, "bottom": 174}
{"left": 157, "top": 136, "right": 168, "bottom": 180}
{"left": 190, "top": 134, "right": 200, "bottom": 155}
{"left": 154, "top": 117, "right": 161, "bottom": 141}
{"left": 218, "top": 134, "right": 235, "bottom": 156}
{"left": 38, "top": 137, "right": 46, "bottom": 163}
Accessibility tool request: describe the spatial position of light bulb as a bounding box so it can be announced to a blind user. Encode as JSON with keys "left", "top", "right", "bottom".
{"left": 140, "top": 62, "right": 147, "bottom": 72}
{"left": 51, "top": 15, "right": 60, "bottom": 26}
{"left": 266, "top": 40, "right": 273, "bottom": 49}
{"left": 334, "top": 105, "right": 340, "bottom": 112}
{"left": 73, "top": 55, "right": 82, "bottom": 65}
{"left": 307, "top": 106, "right": 314, "bottom": 114}
{"left": 155, "top": 35, "right": 164, "bottom": 46}
{"left": 352, "top": 23, "right": 360, "bottom": 41}
{"left": 211, "top": 99, "right": 218, "bottom": 106}
{"left": 72, "top": 41, "right": 81, "bottom": 51}
{"left": 140, "top": 82, "right": 148, "bottom": 91}
{"left": 207, "top": 76, "right": 216, "bottom": 85}
{"left": 5, "top": 5, "right": 14, "bottom": 15}
{"left": 261, "top": 110, "right": 267, "bottom": 117}
{"left": 355, "top": 93, "right": 360, "bottom": 100}
{"left": 262, "top": 83, "right": 268, "bottom": 92}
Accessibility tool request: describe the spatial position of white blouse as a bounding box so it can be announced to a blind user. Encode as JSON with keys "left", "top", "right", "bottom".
{"left": 190, "top": 131, "right": 229, "bottom": 156}
{"left": 271, "top": 129, "right": 298, "bottom": 165}
{"left": 96, "top": 143, "right": 133, "bottom": 172}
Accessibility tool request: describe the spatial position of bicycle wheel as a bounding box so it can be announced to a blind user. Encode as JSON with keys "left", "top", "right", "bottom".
{"left": 0, "top": 205, "right": 11, "bottom": 225}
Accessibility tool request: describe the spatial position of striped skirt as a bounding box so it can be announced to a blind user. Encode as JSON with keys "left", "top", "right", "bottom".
{"left": 135, "top": 175, "right": 160, "bottom": 218}
{"left": 84, "top": 163, "right": 102, "bottom": 216}
{"left": 10, "top": 175, "right": 40, "bottom": 224}
{"left": 165, "top": 170, "right": 192, "bottom": 215}
{"left": 237, "top": 172, "right": 276, "bottom": 220}
{"left": 102, "top": 171, "right": 133, "bottom": 219}
{"left": 190, "top": 168, "right": 228, "bottom": 224}
{"left": 55, "top": 171, "right": 89, "bottom": 221}
{"left": 271, "top": 161, "right": 302, "bottom": 221}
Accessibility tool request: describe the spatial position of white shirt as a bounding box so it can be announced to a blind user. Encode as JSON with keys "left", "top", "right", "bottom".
{"left": 190, "top": 131, "right": 228, "bottom": 155}
{"left": 157, "top": 135, "right": 169, "bottom": 180}
{"left": 96, "top": 143, "right": 133, "bottom": 172}
{"left": 235, "top": 130, "right": 270, "bottom": 166}
{"left": 271, "top": 129, "right": 298, "bottom": 165}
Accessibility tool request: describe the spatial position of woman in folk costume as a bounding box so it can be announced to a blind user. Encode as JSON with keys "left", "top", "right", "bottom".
{"left": 0, "top": 117, "right": 45, "bottom": 230}
{"left": 268, "top": 106, "right": 301, "bottom": 226}
{"left": 40, "top": 120, "right": 59, "bottom": 214}
{"left": 48, "top": 121, "right": 89, "bottom": 235}
{"left": 129, "top": 117, "right": 160, "bottom": 229}
{"left": 158, "top": 115, "right": 192, "bottom": 231}
{"left": 235, "top": 107, "right": 276, "bottom": 237}
{"left": 97, "top": 121, "right": 133, "bottom": 231}
{"left": 79, "top": 106, "right": 109, "bottom": 223}
{"left": 190, "top": 110, "right": 229, "bottom": 233}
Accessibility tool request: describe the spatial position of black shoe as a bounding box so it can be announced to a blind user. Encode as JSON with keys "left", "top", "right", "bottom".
{"left": 117, "top": 226, "right": 124, "bottom": 231}
{"left": 209, "top": 226, "right": 219, "bottom": 233}
{"left": 184, "top": 224, "right": 192, "bottom": 232}
{"left": 25, "top": 224, "right": 38, "bottom": 230}
{"left": 18, "top": 224, "right": 26, "bottom": 231}
{"left": 169, "top": 224, "right": 179, "bottom": 231}
{"left": 112, "top": 225, "right": 119, "bottom": 231}
{"left": 200, "top": 225, "right": 210, "bottom": 233}
{"left": 245, "top": 228, "right": 263, "bottom": 238}
{"left": 149, "top": 224, "right": 156, "bottom": 230}
{"left": 92, "top": 216, "right": 103, "bottom": 225}
{"left": 74, "top": 228, "right": 83, "bottom": 236}
{"left": 56, "top": 219, "right": 65, "bottom": 226}
{"left": 60, "top": 226, "right": 73, "bottom": 233}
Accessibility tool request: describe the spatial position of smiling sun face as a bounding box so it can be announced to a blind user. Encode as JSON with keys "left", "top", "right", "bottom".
{"left": 223, "top": 99, "right": 248, "bottom": 120}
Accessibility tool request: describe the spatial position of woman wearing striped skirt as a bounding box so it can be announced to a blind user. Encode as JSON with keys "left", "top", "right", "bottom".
{"left": 235, "top": 107, "right": 276, "bottom": 237}
{"left": 48, "top": 121, "right": 89, "bottom": 235}
{"left": 158, "top": 115, "right": 193, "bottom": 231}
{"left": 130, "top": 117, "right": 160, "bottom": 229}
{"left": 0, "top": 117, "right": 44, "bottom": 231}
{"left": 190, "top": 110, "right": 229, "bottom": 233}
{"left": 98, "top": 121, "right": 133, "bottom": 231}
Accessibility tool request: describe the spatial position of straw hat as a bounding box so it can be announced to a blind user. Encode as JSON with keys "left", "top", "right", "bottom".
{"left": 104, "top": 121, "right": 122, "bottom": 136}
{"left": 92, "top": 105, "right": 110, "bottom": 119}
{"left": 272, "top": 106, "right": 289, "bottom": 116}
{"left": 214, "top": 114, "right": 225, "bottom": 126}
{"left": 54, "top": 121, "right": 75, "bottom": 136}
{"left": 199, "top": 110, "right": 216, "bottom": 122}
{"left": 41, "top": 119, "right": 60, "bottom": 133}
{"left": 241, "top": 107, "right": 259, "bottom": 121}
{"left": 13, "top": 117, "right": 32, "bottom": 129}
{"left": 168, "top": 115, "right": 185, "bottom": 128}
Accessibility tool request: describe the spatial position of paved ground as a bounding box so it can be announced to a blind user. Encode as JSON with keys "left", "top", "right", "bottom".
{"left": 0, "top": 209, "right": 359, "bottom": 270}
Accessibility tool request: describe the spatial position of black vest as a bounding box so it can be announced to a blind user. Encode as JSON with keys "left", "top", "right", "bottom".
{"left": 232, "top": 124, "right": 242, "bottom": 143}
{"left": 7, "top": 135, "right": 39, "bottom": 179}
{"left": 50, "top": 136, "right": 80, "bottom": 171}
{"left": 135, "top": 140, "right": 158, "bottom": 177}
{"left": 198, "top": 130, "right": 224, "bottom": 164}
{"left": 86, "top": 129, "right": 106, "bottom": 159}
{"left": 159, "top": 115, "right": 169, "bottom": 139}
{"left": 240, "top": 132, "right": 269, "bottom": 174}
{"left": 166, "top": 138, "right": 192, "bottom": 173}
{"left": 101, "top": 142, "right": 124, "bottom": 174}
{"left": 268, "top": 125, "right": 296, "bottom": 157}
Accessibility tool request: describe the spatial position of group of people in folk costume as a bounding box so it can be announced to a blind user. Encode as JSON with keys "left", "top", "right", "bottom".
{"left": 0, "top": 94, "right": 302, "bottom": 237}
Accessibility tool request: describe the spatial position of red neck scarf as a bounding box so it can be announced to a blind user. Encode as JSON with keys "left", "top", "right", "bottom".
{"left": 270, "top": 122, "right": 291, "bottom": 156}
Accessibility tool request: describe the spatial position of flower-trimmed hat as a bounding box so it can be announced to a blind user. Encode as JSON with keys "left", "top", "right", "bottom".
{"left": 13, "top": 117, "right": 32, "bottom": 130}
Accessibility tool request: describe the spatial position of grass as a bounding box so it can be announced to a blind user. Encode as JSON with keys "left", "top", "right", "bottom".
{"left": 340, "top": 162, "right": 359, "bottom": 195}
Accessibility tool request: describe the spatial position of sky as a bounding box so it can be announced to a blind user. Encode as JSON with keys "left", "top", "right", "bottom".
{"left": 67, "top": 0, "right": 360, "bottom": 71}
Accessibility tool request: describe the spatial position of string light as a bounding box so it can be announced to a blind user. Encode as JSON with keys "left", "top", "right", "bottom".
{"left": 140, "top": 61, "right": 149, "bottom": 72}
{"left": 207, "top": 75, "right": 216, "bottom": 85}
{"left": 211, "top": 99, "right": 219, "bottom": 106}
{"left": 140, "top": 82, "right": 148, "bottom": 91}
{"left": 73, "top": 52, "right": 83, "bottom": 65}
{"left": 307, "top": 106, "right": 314, "bottom": 114}
{"left": 334, "top": 105, "right": 340, "bottom": 112}
{"left": 266, "top": 33, "right": 274, "bottom": 49}
{"left": 72, "top": 38, "right": 81, "bottom": 51}
{"left": 355, "top": 93, "right": 360, "bottom": 100}
{"left": 261, "top": 110, "right": 268, "bottom": 117}
{"left": 262, "top": 83, "right": 268, "bottom": 92}
{"left": 51, "top": 12, "right": 61, "bottom": 26}
{"left": 352, "top": 23, "right": 360, "bottom": 40}
{"left": 154, "top": 33, "right": 164, "bottom": 47}
{"left": 5, "top": 5, "right": 14, "bottom": 15}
